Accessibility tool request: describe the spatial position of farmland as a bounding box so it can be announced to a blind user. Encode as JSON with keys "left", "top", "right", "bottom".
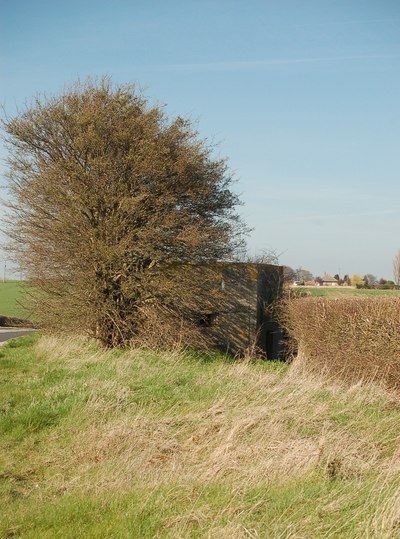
{"left": 0, "top": 281, "right": 30, "bottom": 319}
{"left": 294, "top": 286, "right": 400, "bottom": 298}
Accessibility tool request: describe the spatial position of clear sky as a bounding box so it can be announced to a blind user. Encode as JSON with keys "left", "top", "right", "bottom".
{"left": 1, "top": 0, "right": 399, "bottom": 279}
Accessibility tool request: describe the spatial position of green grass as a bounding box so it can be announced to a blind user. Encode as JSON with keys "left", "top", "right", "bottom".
{"left": 298, "top": 286, "right": 400, "bottom": 298}
{"left": 0, "top": 280, "right": 30, "bottom": 318}
{"left": 1, "top": 334, "right": 400, "bottom": 538}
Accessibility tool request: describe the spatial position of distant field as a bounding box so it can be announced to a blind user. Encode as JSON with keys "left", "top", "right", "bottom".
{"left": 297, "top": 286, "right": 400, "bottom": 298}
{"left": 0, "top": 281, "right": 30, "bottom": 318}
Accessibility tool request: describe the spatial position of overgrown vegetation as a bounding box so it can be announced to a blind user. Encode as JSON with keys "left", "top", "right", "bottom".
{"left": 1, "top": 334, "right": 400, "bottom": 538}
{"left": 284, "top": 297, "right": 400, "bottom": 390}
{"left": 3, "top": 79, "right": 246, "bottom": 348}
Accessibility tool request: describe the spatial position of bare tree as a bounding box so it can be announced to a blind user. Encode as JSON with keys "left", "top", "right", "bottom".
{"left": 3, "top": 79, "right": 246, "bottom": 347}
{"left": 364, "top": 274, "right": 377, "bottom": 287}
{"left": 394, "top": 250, "right": 400, "bottom": 286}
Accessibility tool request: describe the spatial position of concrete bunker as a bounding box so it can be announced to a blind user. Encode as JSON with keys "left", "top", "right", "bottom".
{"left": 187, "top": 262, "right": 285, "bottom": 359}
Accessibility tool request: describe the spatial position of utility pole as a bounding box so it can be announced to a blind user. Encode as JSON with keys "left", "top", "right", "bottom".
{"left": 2, "top": 260, "right": 6, "bottom": 283}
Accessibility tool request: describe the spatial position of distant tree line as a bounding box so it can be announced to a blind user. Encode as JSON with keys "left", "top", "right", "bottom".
{"left": 283, "top": 267, "right": 399, "bottom": 289}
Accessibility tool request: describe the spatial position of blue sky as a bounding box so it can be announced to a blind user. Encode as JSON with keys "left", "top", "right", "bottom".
{"left": 1, "top": 0, "right": 400, "bottom": 278}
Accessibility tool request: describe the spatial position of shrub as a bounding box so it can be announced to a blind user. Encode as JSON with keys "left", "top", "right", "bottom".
{"left": 283, "top": 297, "right": 400, "bottom": 389}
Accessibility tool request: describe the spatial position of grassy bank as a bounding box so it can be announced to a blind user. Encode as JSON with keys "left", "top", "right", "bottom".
{"left": 1, "top": 334, "right": 400, "bottom": 538}
{"left": 0, "top": 281, "right": 29, "bottom": 319}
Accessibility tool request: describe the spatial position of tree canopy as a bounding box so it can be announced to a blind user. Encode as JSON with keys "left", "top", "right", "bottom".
{"left": 3, "top": 79, "right": 245, "bottom": 347}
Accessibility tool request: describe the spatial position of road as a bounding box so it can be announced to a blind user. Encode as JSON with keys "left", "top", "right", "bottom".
{"left": 0, "top": 328, "right": 37, "bottom": 343}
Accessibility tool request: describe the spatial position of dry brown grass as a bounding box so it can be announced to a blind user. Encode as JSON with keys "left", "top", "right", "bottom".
{"left": 47, "top": 341, "right": 400, "bottom": 506}
{"left": 283, "top": 297, "right": 400, "bottom": 390}
{"left": 2, "top": 334, "right": 400, "bottom": 538}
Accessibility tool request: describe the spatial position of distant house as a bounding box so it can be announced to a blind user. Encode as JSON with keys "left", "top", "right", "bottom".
{"left": 318, "top": 274, "right": 339, "bottom": 287}
{"left": 304, "top": 280, "right": 317, "bottom": 287}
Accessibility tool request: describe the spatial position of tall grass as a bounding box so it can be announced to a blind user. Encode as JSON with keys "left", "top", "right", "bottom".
{"left": 284, "top": 297, "right": 400, "bottom": 389}
{"left": 1, "top": 333, "right": 400, "bottom": 537}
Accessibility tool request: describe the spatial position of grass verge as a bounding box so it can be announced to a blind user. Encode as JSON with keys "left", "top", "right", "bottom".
{"left": 1, "top": 334, "right": 400, "bottom": 538}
